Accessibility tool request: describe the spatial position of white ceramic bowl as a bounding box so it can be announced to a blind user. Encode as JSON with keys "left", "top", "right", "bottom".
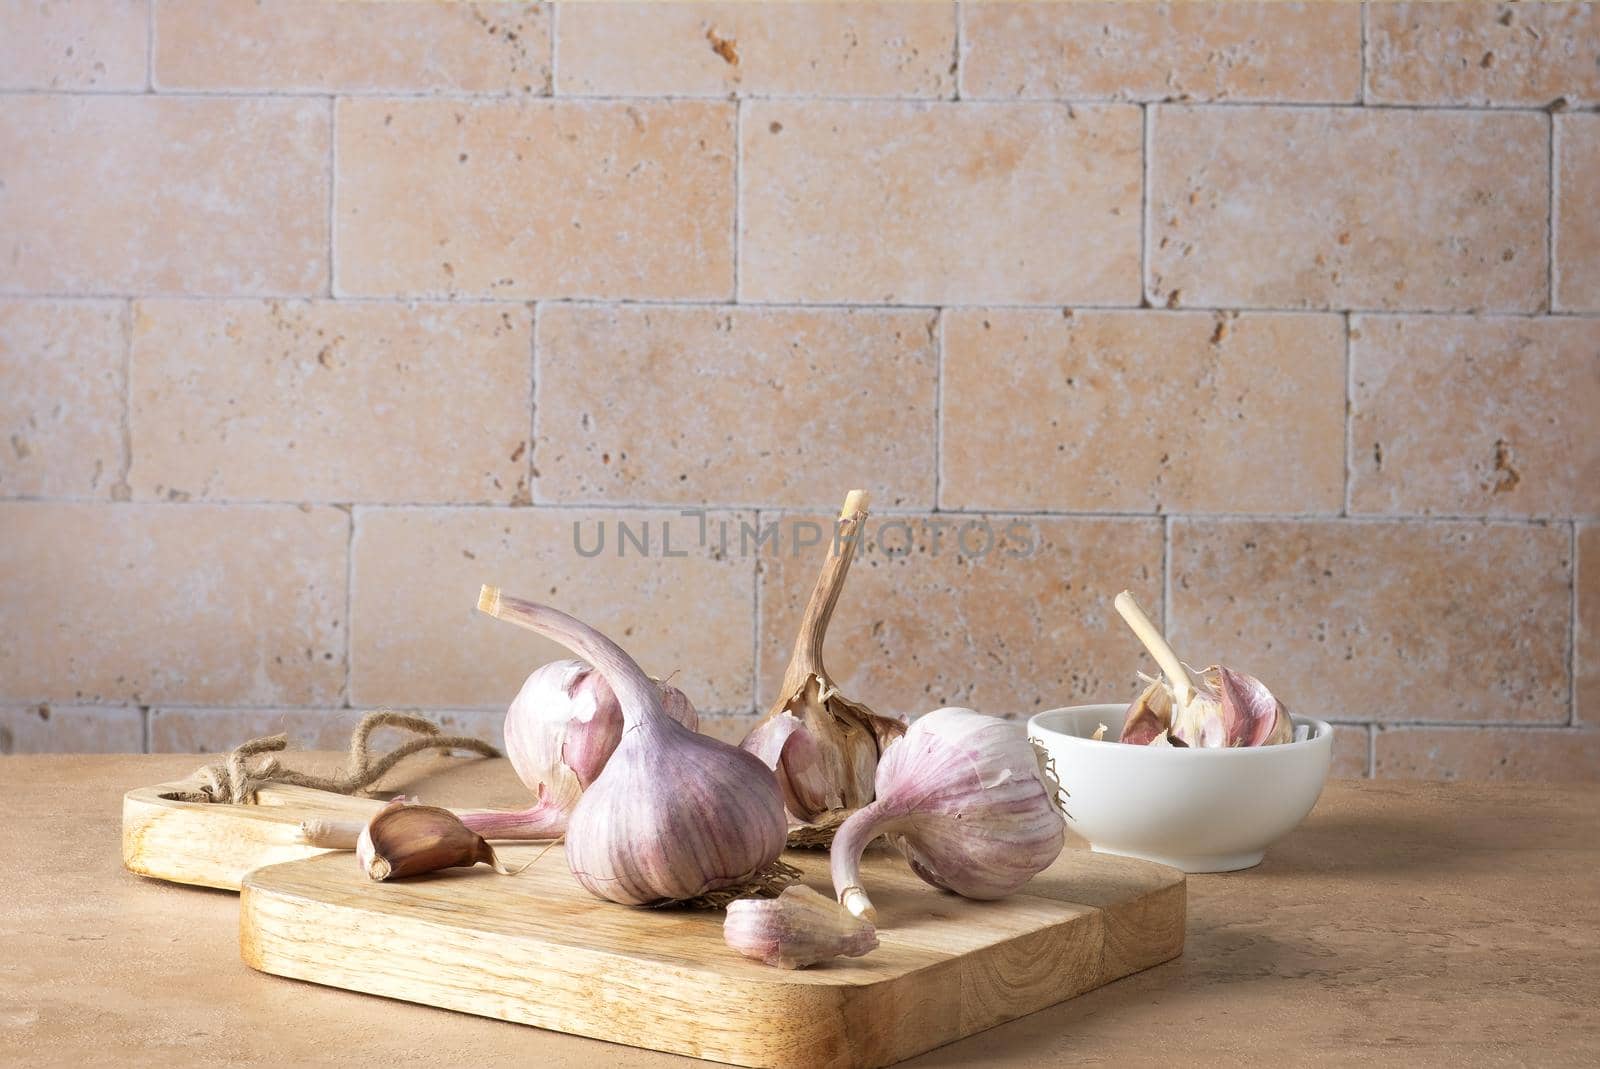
{"left": 1028, "top": 703, "right": 1333, "bottom": 873}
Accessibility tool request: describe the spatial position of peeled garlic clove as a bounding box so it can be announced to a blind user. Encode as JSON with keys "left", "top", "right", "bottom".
{"left": 724, "top": 885, "right": 878, "bottom": 969}
{"left": 358, "top": 803, "right": 507, "bottom": 881}
{"left": 1210, "top": 665, "right": 1293, "bottom": 747}
{"left": 479, "top": 587, "right": 788, "bottom": 906}
{"left": 744, "top": 491, "right": 905, "bottom": 839}
{"left": 831, "top": 708, "right": 1066, "bottom": 923}
{"left": 458, "top": 659, "right": 699, "bottom": 842}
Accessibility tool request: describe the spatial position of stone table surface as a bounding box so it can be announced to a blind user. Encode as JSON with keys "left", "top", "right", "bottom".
{"left": 2, "top": 754, "right": 1596, "bottom": 1068}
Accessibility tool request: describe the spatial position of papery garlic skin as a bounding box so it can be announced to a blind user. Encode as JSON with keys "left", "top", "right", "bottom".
{"left": 460, "top": 660, "right": 697, "bottom": 841}
{"left": 1112, "top": 591, "right": 1293, "bottom": 749}
{"left": 743, "top": 491, "right": 905, "bottom": 836}
{"left": 724, "top": 885, "right": 878, "bottom": 969}
{"left": 479, "top": 588, "right": 787, "bottom": 906}
{"left": 831, "top": 708, "right": 1067, "bottom": 922}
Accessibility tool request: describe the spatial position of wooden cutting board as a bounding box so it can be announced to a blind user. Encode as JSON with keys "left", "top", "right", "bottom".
{"left": 121, "top": 753, "right": 525, "bottom": 891}
{"left": 240, "top": 843, "right": 1185, "bottom": 1069}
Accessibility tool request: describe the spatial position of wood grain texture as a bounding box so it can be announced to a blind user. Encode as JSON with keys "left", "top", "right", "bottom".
{"left": 238, "top": 844, "right": 1182, "bottom": 1069}
{"left": 122, "top": 780, "right": 388, "bottom": 891}
{"left": 121, "top": 752, "right": 514, "bottom": 891}
{"left": 11, "top": 756, "right": 1599, "bottom": 1067}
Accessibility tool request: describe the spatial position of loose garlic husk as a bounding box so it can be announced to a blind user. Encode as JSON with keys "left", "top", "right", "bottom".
{"left": 724, "top": 885, "right": 878, "bottom": 969}
{"left": 742, "top": 490, "right": 905, "bottom": 845}
{"left": 831, "top": 708, "right": 1067, "bottom": 923}
{"left": 1112, "top": 591, "right": 1293, "bottom": 748}
{"left": 478, "top": 587, "right": 789, "bottom": 906}
{"left": 356, "top": 800, "right": 513, "bottom": 881}
{"left": 456, "top": 659, "right": 698, "bottom": 842}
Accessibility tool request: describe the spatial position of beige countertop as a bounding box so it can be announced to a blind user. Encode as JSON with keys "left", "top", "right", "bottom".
{"left": 2, "top": 754, "right": 1596, "bottom": 1068}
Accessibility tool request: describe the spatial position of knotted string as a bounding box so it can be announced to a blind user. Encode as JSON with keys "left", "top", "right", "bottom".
{"left": 164, "top": 710, "right": 499, "bottom": 805}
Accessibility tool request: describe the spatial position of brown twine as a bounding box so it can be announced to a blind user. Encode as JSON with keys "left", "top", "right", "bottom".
{"left": 163, "top": 710, "right": 500, "bottom": 805}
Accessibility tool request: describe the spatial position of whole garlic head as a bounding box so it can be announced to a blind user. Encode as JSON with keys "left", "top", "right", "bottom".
{"left": 831, "top": 707, "right": 1067, "bottom": 922}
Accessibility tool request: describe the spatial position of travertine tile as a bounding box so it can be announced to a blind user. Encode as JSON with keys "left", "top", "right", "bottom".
{"left": 962, "top": 1, "right": 1359, "bottom": 103}
{"left": 155, "top": 0, "right": 550, "bottom": 93}
{"left": 0, "top": 300, "right": 125, "bottom": 498}
{"left": 0, "top": 96, "right": 329, "bottom": 297}
{"left": 1375, "top": 726, "right": 1600, "bottom": 783}
{"left": 535, "top": 305, "right": 937, "bottom": 508}
{"left": 556, "top": 2, "right": 955, "bottom": 98}
{"left": 335, "top": 99, "right": 734, "bottom": 300}
{"left": 1579, "top": 525, "right": 1599, "bottom": 724}
{"left": 0, "top": 503, "right": 347, "bottom": 705}
{"left": 1169, "top": 520, "right": 1571, "bottom": 724}
{"left": 1350, "top": 316, "right": 1600, "bottom": 519}
{"left": 1330, "top": 723, "right": 1372, "bottom": 779}
{"left": 941, "top": 310, "right": 1345, "bottom": 513}
{"left": 350, "top": 508, "right": 755, "bottom": 713}
{"left": 0, "top": 704, "right": 143, "bottom": 754}
{"left": 128, "top": 300, "right": 532, "bottom": 504}
{"left": 1555, "top": 114, "right": 1600, "bottom": 313}
{"left": 1147, "top": 106, "right": 1548, "bottom": 312}
{"left": 1367, "top": 2, "right": 1600, "bottom": 107}
{"left": 740, "top": 101, "right": 1142, "bottom": 305}
{"left": 0, "top": 0, "right": 147, "bottom": 90}
{"left": 147, "top": 706, "right": 504, "bottom": 754}
{"left": 758, "top": 514, "right": 1162, "bottom": 719}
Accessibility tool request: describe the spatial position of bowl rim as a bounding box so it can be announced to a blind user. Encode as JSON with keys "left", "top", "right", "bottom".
{"left": 1028, "top": 702, "right": 1334, "bottom": 757}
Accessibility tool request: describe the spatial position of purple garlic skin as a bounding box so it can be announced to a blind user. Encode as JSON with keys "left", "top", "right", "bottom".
{"left": 565, "top": 714, "right": 786, "bottom": 904}
{"left": 461, "top": 660, "right": 699, "bottom": 842}
{"left": 832, "top": 708, "right": 1066, "bottom": 922}
{"left": 479, "top": 588, "right": 787, "bottom": 906}
{"left": 724, "top": 885, "right": 878, "bottom": 969}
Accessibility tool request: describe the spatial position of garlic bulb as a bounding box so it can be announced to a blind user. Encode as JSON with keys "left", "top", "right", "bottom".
{"left": 357, "top": 800, "right": 512, "bottom": 881}
{"left": 478, "top": 587, "right": 788, "bottom": 906}
{"left": 830, "top": 708, "right": 1067, "bottom": 923}
{"left": 1112, "top": 591, "right": 1292, "bottom": 748}
{"left": 742, "top": 490, "right": 905, "bottom": 844}
{"left": 724, "top": 885, "right": 878, "bottom": 969}
{"left": 457, "top": 659, "right": 697, "bottom": 841}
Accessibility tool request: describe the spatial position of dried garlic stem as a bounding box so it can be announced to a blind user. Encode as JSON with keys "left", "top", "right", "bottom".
{"left": 778, "top": 489, "right": 869, "bottom": 689}
{"left": 1113, "top": 590, "right": 1194, "bottom": 706}
{"left": 744, "top": 490, "right": 906, "bottom": 838}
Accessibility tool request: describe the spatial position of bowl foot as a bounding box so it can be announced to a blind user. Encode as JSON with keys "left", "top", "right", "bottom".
{"left": 1089, "top": 844, "right": 1265, "bottom": 874}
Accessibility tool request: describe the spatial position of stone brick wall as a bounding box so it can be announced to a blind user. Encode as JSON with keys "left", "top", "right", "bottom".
{"left": 2, "top": 2, "right": 1596, "bottom": 781}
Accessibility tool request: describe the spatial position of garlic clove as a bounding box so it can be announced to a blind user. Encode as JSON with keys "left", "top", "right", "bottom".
{"left": 1210, "top": 665, "right": 1293, "bottom": 747}
{"left": 358, "top": 802, "right": 508, "bottom": 881}
{"left": 1117, "top": 680, "right": 1172, "bottom": 745}
{"left": 724, "top": 885, "right": 878, "bottom": 969}
{"left": 831, "top": 708, "right": 1066, "bottom": 923}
